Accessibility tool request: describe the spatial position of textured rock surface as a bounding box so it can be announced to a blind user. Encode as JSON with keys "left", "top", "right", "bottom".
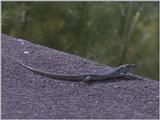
{"left": 2, "top": 34, "right": 159, "bottom": 119}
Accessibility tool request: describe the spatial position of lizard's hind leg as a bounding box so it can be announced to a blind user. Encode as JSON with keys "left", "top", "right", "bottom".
{"left": 80, "top": 76, "right": 91, "bottom": 84}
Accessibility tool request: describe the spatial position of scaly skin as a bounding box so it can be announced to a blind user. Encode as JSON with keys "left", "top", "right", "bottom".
{"left": 16, "top": 60, "right": 136, "bottom": 83}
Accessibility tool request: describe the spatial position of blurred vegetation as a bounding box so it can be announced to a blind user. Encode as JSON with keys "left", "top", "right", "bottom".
{"left": 2, "top": 2, "right": 159, "bottom": 80}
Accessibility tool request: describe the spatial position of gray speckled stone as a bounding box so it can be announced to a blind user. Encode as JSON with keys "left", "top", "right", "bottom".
{"left": 2, "top": 34, "right": 159, "bottom": 119}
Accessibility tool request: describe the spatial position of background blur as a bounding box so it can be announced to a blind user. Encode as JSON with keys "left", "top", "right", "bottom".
{"left": 2, "top": 2, "right": 159, "bottom": 80}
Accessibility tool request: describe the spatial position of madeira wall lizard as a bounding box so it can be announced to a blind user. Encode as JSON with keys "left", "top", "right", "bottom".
{"left": 16, "top": 60, "right": 136, "bottom": 83}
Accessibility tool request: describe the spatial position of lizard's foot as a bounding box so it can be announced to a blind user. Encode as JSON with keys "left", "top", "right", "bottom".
{"left": 81, "top": 76, "right": 91, "bottom": 83}
{"left": 80, "top": 76, "right": 92, "bottom": 85}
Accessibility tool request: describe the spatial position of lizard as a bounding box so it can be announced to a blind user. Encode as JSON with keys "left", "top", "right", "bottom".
{"left": 16, "top": 60, "right": 136, "bottom": 83}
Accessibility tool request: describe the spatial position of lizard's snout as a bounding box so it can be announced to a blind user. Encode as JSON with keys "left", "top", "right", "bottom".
{"left": 131, "top": 64, "right": 136, "bottom": 67}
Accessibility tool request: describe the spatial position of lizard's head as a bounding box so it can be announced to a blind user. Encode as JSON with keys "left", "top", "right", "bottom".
{"left": 116, "top": 64, "right": 136, "bottom": 75}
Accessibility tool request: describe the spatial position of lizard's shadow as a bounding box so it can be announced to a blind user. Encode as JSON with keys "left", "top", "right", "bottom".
{"left": 41, "top": 74, "right": 141, "bottom": 86}
{"left": 86, "top": 76, "right": 141, "bottom": 85}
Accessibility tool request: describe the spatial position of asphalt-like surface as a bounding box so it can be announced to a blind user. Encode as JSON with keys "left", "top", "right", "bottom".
{"left": 2, "top": 34, "right": 159, "bottom": 119}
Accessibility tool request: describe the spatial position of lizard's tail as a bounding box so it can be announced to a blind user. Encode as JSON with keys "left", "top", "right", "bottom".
{"left": 16, "top": 60, "right": 54, "bottom": 77}
{"left": 16, "top": 60, "right": 34, "bottom": 70}
{"left": 16, "top": 60, "right": 83, "bottom": 81}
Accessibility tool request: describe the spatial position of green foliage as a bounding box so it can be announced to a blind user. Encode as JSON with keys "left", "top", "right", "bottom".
{"left": 2, "top": 2, "right": 159, "bottom": 80}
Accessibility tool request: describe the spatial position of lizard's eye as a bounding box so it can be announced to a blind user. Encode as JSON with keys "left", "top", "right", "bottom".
{"left": 121, "top": 66, "right": 126, "bottom": 69}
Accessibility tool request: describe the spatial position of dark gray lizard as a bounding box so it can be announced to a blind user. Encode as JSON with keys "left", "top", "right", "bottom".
{"left": 16, "top": 60, "right": 136, "bottom": 83}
